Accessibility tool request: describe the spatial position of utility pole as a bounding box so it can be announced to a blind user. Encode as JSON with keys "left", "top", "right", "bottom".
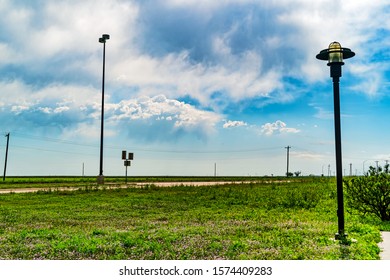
{"left": 285, "top": 146, "right": 291, "bottom": 177}
{"left": 214, "top": 163, "right": 217, "bottom": 177}
{"left": 349, "top": 163, "right": 352, "bottom": 176}
{"left": 3, "top": 133, "right": 10, "bottom": 181}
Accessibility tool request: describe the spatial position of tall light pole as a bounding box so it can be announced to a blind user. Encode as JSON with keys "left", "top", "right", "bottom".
{"left": 285, "top": 146, "right": 291, "bottom": 177}
{"left": 97, "top": 34, "right": 110, "bottom": 184}
{"left": 3, "top": 133, "right": 10, "bottom": 181}
{"left": 316, "top": 42, "right": 355, "bottom": 242}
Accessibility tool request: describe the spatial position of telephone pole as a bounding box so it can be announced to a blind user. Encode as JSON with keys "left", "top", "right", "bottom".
{"left": 285, "top": 146, "right": 291, "bottom": 177}
{"left": 3, "top": 133, "right": 10, "bottom": 181}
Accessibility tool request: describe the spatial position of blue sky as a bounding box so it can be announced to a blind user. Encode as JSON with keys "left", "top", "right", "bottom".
{"left": 0, "top": 0, "right": 389, "bottom": 176}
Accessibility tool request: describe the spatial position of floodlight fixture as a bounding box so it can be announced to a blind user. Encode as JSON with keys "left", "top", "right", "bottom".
{"left": 99, "top": 34, "right": 110, "bottom": 43}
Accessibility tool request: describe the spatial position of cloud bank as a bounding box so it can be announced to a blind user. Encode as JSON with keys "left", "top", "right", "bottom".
{"left": 105, "top": 95, "right": 221, "bottom": 141}
{"left": 0, "top": 0, "right": 389, "bottom": 143}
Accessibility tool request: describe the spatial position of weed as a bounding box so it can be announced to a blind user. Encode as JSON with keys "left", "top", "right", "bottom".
{"left": 0, "top": 178, "right": 382, "bottom": 259}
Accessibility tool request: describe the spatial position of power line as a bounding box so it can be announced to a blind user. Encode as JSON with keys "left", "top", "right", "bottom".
{"left": 11, "top": 144, "right": 97, "bottom": 157}
{"left": 12, "top": 132, "right": 98, "bottom": 148}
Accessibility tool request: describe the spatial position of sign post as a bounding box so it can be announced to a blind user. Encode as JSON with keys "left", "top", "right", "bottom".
{"left": 122, "top": 151, "right": 134, "bottom": 184}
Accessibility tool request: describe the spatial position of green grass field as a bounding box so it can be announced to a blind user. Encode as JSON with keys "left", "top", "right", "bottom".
{"left": 0, "top": 177, "right": 384, "bottom": 259}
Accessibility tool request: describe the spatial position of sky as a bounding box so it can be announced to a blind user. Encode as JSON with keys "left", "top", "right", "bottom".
{"left": 0, "top": 0, "right": 389, "bottom": 177}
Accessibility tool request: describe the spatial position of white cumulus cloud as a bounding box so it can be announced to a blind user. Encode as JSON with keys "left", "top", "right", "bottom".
{"left": 261, "top": 120, "right": 300, "bottom": 136}
{"left": 223, "top": 120, "right": 248, "bottom": 128}
{"left": 105, "top": 95, "right": 222, "bottom": 141}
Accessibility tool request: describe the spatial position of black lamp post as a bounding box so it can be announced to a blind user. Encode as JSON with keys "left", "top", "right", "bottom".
{"left": 316, "top": 42, "right": 355, "bottom": 241}
{"left": 97, "top": 34, "right": 110, "bottom": 184}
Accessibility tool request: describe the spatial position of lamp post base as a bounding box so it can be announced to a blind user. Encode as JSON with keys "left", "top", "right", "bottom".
{"left": 97, "top": 175, "right": 104, "bottom": 185}
{"left": 335, "top": 232, "right": 348, "bottom": 243}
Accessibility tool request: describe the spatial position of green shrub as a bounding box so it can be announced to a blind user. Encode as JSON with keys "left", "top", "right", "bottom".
{"left": 344, "top": 165, "right": 390, "bottom": 221}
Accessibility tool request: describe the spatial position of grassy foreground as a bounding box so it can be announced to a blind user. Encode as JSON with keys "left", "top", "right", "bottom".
{"left": 0, "top": 178, "right": 382, "bottom": 259}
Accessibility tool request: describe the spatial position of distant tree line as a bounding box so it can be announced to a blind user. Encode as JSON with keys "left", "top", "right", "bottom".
{"left": 286, "top": 171, "right": 301, "bottom": 177}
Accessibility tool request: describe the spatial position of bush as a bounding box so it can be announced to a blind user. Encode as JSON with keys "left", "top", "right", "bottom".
{"left": 344, "top": 165, "right": 390, "bottom": 221}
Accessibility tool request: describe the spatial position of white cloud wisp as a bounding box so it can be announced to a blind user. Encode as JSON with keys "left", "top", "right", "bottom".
{"left": 261, "top": 120, "right": 300, "bottom": 136}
